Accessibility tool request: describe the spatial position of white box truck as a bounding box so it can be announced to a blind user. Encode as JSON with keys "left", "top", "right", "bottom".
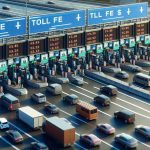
{"left": 16, "top": 106, "right": 44, "bottom": 129}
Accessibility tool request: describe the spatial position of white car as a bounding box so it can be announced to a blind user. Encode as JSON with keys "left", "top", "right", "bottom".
{"left": 0, "top": 118, "right": 9, "bottom": 130}
{"left": 31, "top": 93, "right": 47, "bottom": 103}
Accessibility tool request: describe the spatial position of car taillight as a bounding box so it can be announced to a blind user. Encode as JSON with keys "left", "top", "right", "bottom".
{"left": 9, "top": 105, "right": 13, "bottom": 110}
{"left": 128, "top": 118, "right": 134, "bottom": 123}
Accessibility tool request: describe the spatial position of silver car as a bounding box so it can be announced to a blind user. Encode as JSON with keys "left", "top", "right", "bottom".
{"left": 115, "top": 133, "right": 138, "bottom": 149}
{"left": 135, "top": 125, "right": 150, "bottom": 138}
{"left": 31, "top": 93, "right": 47, "bottom": 103}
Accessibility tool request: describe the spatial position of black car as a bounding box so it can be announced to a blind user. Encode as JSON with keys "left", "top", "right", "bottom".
{"left": 30, "top": 142, "right": 49, "bottom": 150}
{"left": 114, "top": 110, "right": 135, "bottom": 124}
{"left": 2, "top": 6, "right": 10, "bottom": 10}
{"left": 94, "top": 95, "right": 111, "bottom": 106}
{"left": 44, "top": 104, "right": 59, "bottom": 114}
{"left": 100, "top": 85, "right": 118, "bottom": 96}
{"left": 115, "top": 71, "right": 129, "bottom": 79}
{"left": 6, "top": 130, "right": 23, "bottom": 144}
{"left": 63, "top": 94, "right": 79, "bottom": 105}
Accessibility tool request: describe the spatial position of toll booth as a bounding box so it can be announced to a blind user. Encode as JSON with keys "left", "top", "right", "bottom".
{"left": 67, "top": 47, "right": 86, "bottom": 74}
{"left": 120, "top": 38, "right": 136, "bottom": 63}
{"left": 0, "top": 60, "right": 8, "bottom": 82}
{"left": 103, "top": 41, "right": 120, "bottom": 67}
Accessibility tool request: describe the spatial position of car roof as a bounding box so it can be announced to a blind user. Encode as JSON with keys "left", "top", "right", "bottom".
{"left": 3, "top": 93, "right": 18, "bottom": 101}
{"left": 119, "top": 133, "right": 133, "bottom": 140}
{"left": 88, "top": 134, "right": 99, "bottom": 139}
{"left": 97, "top": 94, "right": 109, "bottom": 99}
{"left": 68, "top": 94, "right": 78, "bottom": 98}
{"left": 106, "top": 85, "right": 117, "bottom": 89}
{"left": 119, "top": 109, "right": 135, "bottom": 115}
{"left": 0, "top": 118, "right": 7, "bottom": 123}
{"left": 34, "top": 93, "right": 44, "bottom": 97}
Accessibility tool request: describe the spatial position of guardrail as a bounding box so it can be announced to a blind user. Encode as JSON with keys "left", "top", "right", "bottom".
{"left": 85, "top": 70, "right": 150, "bottom": 100}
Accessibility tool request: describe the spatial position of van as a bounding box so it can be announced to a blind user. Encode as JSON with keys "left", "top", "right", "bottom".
{"left": 114, "top": 110, "right": 135, "bottom": 124}
{"left": 31, "top": 93, "right": 47, "bottom": 103}
{"left": 47, "top": 83, "right": 62, "bottom": 95}
{"left": 1, "top": 94, "right": 20, "bottom": 111}
{"left": 100, "top": 85, "right": 118, "bottom": 96}
{"left": 94, "top": 95, "right": 111, "bottom": 106}
{"left": 76, "top": 101, "right": 98, "bottom": 120}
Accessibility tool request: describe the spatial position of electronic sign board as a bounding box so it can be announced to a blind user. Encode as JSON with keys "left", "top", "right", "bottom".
{"left": 0, "top": 45, "right": 3, "bottom": 59}
{"left": 85, "top": 30, "right": 101, "bottom": 44}
{"left": 48, "top": 35, "right": 65, "bottom": 51}
{"left": 103, "top": 27, "right": 118, "bottom": 42}
{"left": 5, "top": 42, "right": 25, "bottom": 58}
{"left": 28, "top": 38, "right": 45, "bottom": 55}
{"left": 67, "top": 32, "right": 83, "bottom": 48}
{"left": 120, "top": 25, "right": 134, "bottom": 39}
{"left": 135, "top": 22, "right": 149, "bottom": 36}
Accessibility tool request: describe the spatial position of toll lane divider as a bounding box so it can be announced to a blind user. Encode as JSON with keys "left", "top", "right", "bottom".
{"left": 84, "top": 70, "right": 150, "bottom": 100}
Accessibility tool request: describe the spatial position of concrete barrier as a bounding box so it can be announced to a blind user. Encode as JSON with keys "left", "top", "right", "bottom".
{"left": 85, "top": 70, "right": 150, "bottom": 100}
{"left": 27, "top": 80, "right": 48, "bottom": 88}
{"left": 5, "top": 85, "right": 28, "bottom": 96}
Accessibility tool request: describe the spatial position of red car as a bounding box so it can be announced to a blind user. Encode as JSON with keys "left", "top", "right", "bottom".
{"left": 97, "top": 123, "right": 115, "bottom": 135}
{"left": 80, "top": 134, "right": 101, "bottom": 147}
{"left": 6, "top": 130, "right": 23, "bottom": 144}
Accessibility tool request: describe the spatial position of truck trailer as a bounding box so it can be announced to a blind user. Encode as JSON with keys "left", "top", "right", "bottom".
{"left": 16, "top": 106, "right": 44, "bottom": 129}
{"left": 43, "top": 116, "right": 75, "bottom": 147}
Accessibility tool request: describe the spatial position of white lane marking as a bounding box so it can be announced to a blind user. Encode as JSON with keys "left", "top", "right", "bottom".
{"left": 0, "top": 136, "right": 20, "bottom": 150}
{"left": 70, "top": 89, "right": 112, "bottom": 117}
{"left": 85, "top": 75, "right": 150, "bottom": 105}
{"left": 94, "top": 86, "right": 150, "bottom": 114}
{"left": 84, "top": 81, "right": 88, "bottom": 84}
{"left": 46, "top": 102, "right": 117, "bottom": 149}
{"left": 70, "top": 120, "right": 79, "bottom": 125}
{"left": 70, "top": 84, "right": 150, "bottom": 120}
{"left": 75, "top": 133, "right": 119, "bottom": 150}
{"left": 46, "top": 101, "right": 89, "bottom": 124}
{"left": 74, "top": 142, "right": 88, "bottom": 150}
{"left": 138, "top": 140, "right": 150, "bottom": 148}
{"left": 142, "top": 70, "right": 149, "bottom": 73}
{"left": 9, "top": 122, "right": 39, "bottom": 142}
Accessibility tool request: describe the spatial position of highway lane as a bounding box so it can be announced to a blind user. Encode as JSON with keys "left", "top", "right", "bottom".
{"left": 0, "top": 77, "right": 150, "bottom": 149}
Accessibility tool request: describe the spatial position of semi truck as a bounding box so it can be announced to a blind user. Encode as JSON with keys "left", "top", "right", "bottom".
{"left": 43, "top": 116, "right": 75, "bottom": 147}
{"left": 16, "top": 106, "right": 44, "bottom": 129}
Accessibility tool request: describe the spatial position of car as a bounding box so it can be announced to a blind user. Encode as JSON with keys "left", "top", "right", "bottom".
{"left": 97, "top": 123, "right": 115, "bottom": 135}
{"left": 69, "top": 75, "right": 84, "bottom": 86}
{"left": 44, "top": 104, "right": 59, "bottom": 114}
{"left": 115, "top": 71, "right": 129, "bottom": 79}
{"left": 31, "top": 93, "right": 47, "bottom": 103}
{"left": 114, "top": 110, "right": 135, "bottom": 124}
{"left": 94, "top": 94, "right": 111, "bottom": 106}
{"left": 80, "top": 134, "right": 101, "bottom": 147}
{"left": 0, "top": 118, "right": 9, "bottom": 130}
{"left": 60, "top": 118, "right": 71, "bottom": 125}
{"left": 63, "top": 94, "right": 79, "bottom": 105}
{"left": 2, "top": 6, "right": 10, "bottom": 10}
{"left": 135, "top": 125, "right": 150, "bottom": 138}
{"left": 100, "top": 85, "right": 118, "bottom": 96}
{"left": 30, "top": 142, "right": 49, "bottom": 150}
{"left": 47, "top": 1, "right": 55, "bottom": 4}
{"left": 6, "top": 130, "right": 23, "bottom": 143}
{"left": 115, "top": 133, "right": 138, "bottom": 149}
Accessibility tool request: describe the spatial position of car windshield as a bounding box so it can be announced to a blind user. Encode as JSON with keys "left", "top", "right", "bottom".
{"left": 105, "top": 124, "right": 112, "bottom": 129}
{"left": 123, "top": 135, "right": 135, "bottom": 143}
{"left": 13, "top": 131, "right": 21, "bottom": 138}
{"left": 49, "top": 105, "right": 56, "bottom": 109}
{"left": 143, "top": 127, "right": 150, "bottom": 132}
